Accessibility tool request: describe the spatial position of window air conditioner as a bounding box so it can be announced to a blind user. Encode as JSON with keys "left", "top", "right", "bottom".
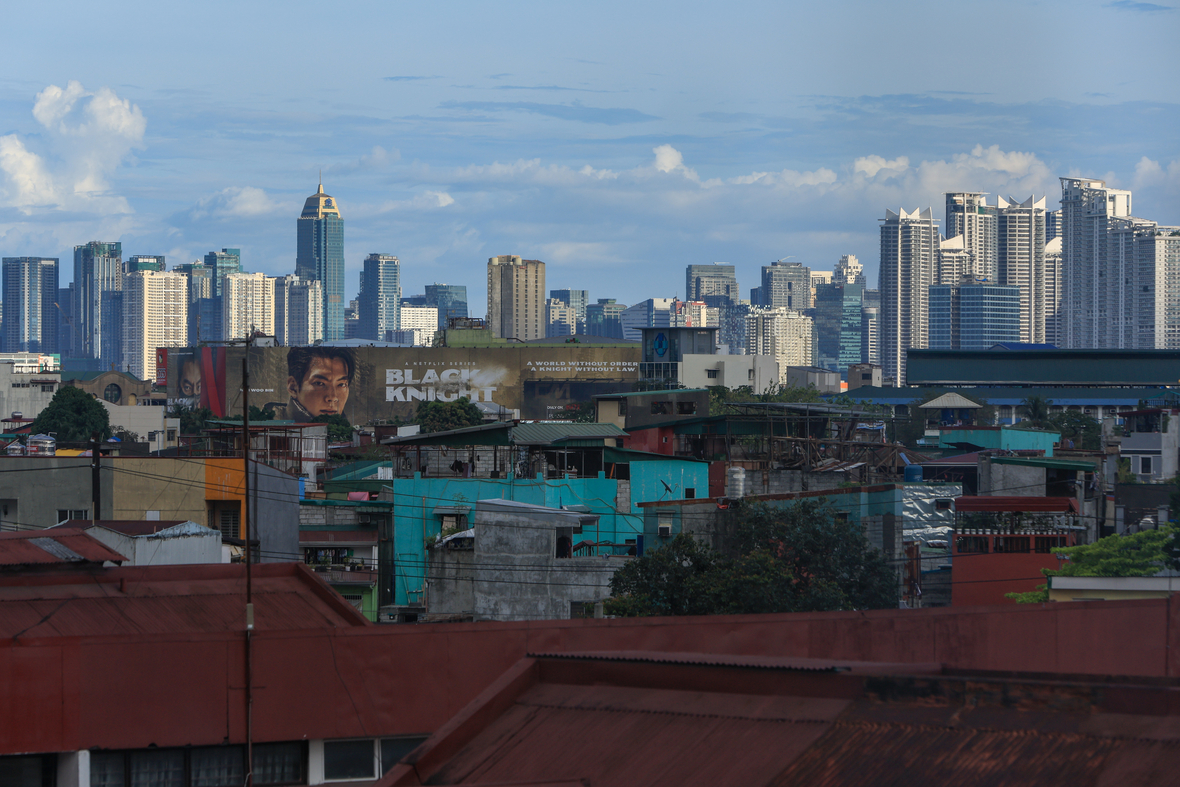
{"left": 657, "top": 524, "right": 672, "bottom": 538}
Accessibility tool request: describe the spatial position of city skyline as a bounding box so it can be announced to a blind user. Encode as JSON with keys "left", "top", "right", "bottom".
{"left": 0, "top": 2, "right": 1175, "bottom": 312}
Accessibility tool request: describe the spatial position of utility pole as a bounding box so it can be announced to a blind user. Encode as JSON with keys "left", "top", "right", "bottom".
{"left": 241, "top": 354, "right": 254, "bottom": 787}
{"left": 90, "top": 432, "right": 100, "bottom": 523}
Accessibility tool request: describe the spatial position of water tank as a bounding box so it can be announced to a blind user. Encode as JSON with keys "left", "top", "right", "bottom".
{"left": 10, "top": 412, "right": 21, "bottom": 420}
{"left": 904, "top": 465, "right": 923, "bottom": 483}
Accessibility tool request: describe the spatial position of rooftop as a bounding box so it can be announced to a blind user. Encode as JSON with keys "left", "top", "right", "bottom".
{"left": 0, "top": 528, "right": 127, "bottom": 568}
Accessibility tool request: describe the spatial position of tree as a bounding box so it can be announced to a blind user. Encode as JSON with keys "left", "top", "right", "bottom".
{"left": 169, "top": 405, "right": 214, "bottom": 436}
{"left": 1006, "top": 526, "right": 1179, "bottom": 603}
{"left": 30, "top": 386, "right": 111, "bottom": 442}
{"left": 415, "top": 397, "right": 484, "bottom": 434}
{"left": 312, "top": 413, "right": 353, "bottom": 442}
{"left": 604, "top": 500, "right": 897, "bottom": 616}
{"left": 1018, "top": 395, "right": 1053, "bottom": 427}
{"left": 1046, "top": 410, "right": 1101, "bottom": 450}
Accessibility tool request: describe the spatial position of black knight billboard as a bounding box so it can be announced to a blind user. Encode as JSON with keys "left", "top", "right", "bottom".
{"left": 167, "top": 344, "right": 641, "bottom": 422}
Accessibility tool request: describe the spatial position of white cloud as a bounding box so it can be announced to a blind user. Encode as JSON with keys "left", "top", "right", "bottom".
{"left": 1133, "top": 156, "right": 1180, "bottom": 190}
{"left": 854, "top": 155, "right": 909, "bottom": 178}
{"left": 187, "top": 186, "right": 284, "bottom": 220}
{"left": 0, "top": 80, "right": 144, "bottom": 215}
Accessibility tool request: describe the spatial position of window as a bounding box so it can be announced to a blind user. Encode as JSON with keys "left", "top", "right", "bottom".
{"left": 684, "top": 487, "right": 695, "bottom": 499}
{"left": 104, "top": 383, "right": 122, "bottom": 403}
{"left": 956, "top": 536, "right": 989, "bottom": 554}
{"left": 934, "top": 499, "right": 952, "bottom": 511}
{"left": 380, "top": 738, "right": 426, "bottom": 773}
{"left": 706, "top": 369, "right": 718, "bottom": 379}
{"left": 209, "top": 502, "right": 241, "bottom": 539}
{"left": 650, "top": 401, "right": 671, "bottom": 415}
{"left": 1035, "top": 536, "right": 1067, "bottom": 554}
{"left": 994, "top": 536, "right": 1030, "bottom": 554}
{"left": 676, "top": 401, "right": 697, "bottom": 415}
{"left": 1141, "top": 456, "right": 1153, "bottom": 474}
{"left": 92, "top": 744, "right": 304, "bottom": 787}
{"left": 58, "top": 508, "right": 88, "bottom": 523}
{"left": 0, "top": 755, "right": 54, "bottom": 787}
{"left": 324, "top": 739, "right": 377, "bottom": 781}
{"left": 617, "top": 400, "right": 627, "bottom": 416}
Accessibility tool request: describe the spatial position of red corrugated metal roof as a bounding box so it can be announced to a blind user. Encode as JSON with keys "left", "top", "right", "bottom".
{"left": 954, "top": 496, "right": 1079, "bottom": 513}
{"left": 0, "top": 562, "right": 368, "bottom": 637}
{"left": 0, "top": 528, "right": 127, "bottom": 566}
{"left": 532, "top": 651, "right": 941, "bottom": 675}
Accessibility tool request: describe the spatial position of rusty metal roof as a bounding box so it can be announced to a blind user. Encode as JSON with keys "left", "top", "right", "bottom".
{"left": 0, "top": 528, "right": 127, "bottom": 566}
{"left": 61, "top": 519, "right": 190, "bottom": 536}
{"left": 954, "top": 496, "right": 1080, "bottom": 513}
{"left": 0, "top": 562, "right": 368, "bottom": 638}
{"left": 530, "top": 651, "right": 941, "bottom": 675}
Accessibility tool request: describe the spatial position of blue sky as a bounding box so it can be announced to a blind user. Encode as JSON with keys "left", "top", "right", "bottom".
{"left": 1, "top": 0, "right": 1178, "bottom": 312}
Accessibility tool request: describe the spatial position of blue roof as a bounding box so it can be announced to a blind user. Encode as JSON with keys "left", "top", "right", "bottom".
{"left": 989, "top": 343, "right": 1059, "bottom": 350}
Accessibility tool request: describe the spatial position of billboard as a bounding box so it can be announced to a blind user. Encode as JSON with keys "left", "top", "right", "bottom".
{"left": 168, "top": 345, "right": 641, "bottom": 422}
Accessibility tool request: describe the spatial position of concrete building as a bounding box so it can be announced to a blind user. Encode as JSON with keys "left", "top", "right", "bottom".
{"left": 398, "top": 305, "right": 438, "bottom": 345}
{"left": 2, "top": 256, "right": 58, "bottom": 355}
{"left": 670, "top": 299, "right": 715, "bottom": 329}
{"left": 685, "top": 263, "right": 738, "bottom": 304}
{"left": 1060, "top": 177, "right": 1133, "bottom": 348}
{"left": 834, "top": 254, "right": 864, "bottom": 285}
{"left": 203, "top": 248, "right": 241, "bottom": 297}
{"left": 785, "top": 365, "right": 841, "bottom": 394}
{"left": 72, "top": 240, "right": 123, "bottom": 365}
{"left": 173, "top": 261, "right": 215, "bottom": 343}
{"left": 847, "top": 362, "right": 883, "bottom": 391}
{"left": 745, "top": 308, "right": 816, "bottom": 375}
{"left": 945, "top": 192, "right": 997, "bottom": 280}
{"left": 122, "top": 270, "right": 188, "bottom": 382}
{"left": 996, "top": 195, "right": 1048, "bottom": 343}
{"left": 545, "top": 297, "right": 577, "bottom": 337}
{"left": 585, "top": 298, "right": 626, "bottom": 339}
{"left": 936, "top": 234, "right": 976, "bottom": 284}
{"left": 549, "top": 288, "right": 589, "bottom": 331}
{"left": 100, "top": 399, "right": 180, "bottom": 450}
{"left": 1120, "top": 408, "right": 1179, "bottom": 482}
{"left": 222, "top": 272, "right": 275, "bottom": 341}
{"left": 358, "top": 253, "right": 401, "bottom": 341}
{"left": 426, "top": 499, "right": 626, "bottom": 621}
{"left": 0, "top": 360, "right": 59, "bottom": 424}
{"left": 487, "top": 255, "right": 545, "bottom": 340}
{"left": 296, "top": 183, "right": 345, "bottom": 341}
{"left": 751, "top": 259, "right": 811, "bottom": 310}
{"left": 1044, "top": 236, "right": 1064, "bottom": 346}
{"left": 879, "top": 207, "right": 938, "bottom": 384}
{"left": 126, "top": 254, "right": 165, "bottom": 273}
{"left": 1109, "top": 219, "right": 1180, "bottom": 349}
{"left": 928, "top": 280, "right": 1021, "bottom": 350}
{"left": 65, "top": 519, "right": 224, "bottom": 565}
{"left": 680, "top": 354, "right": 778, "bottom": 394}
{"left": 274, "top": 274, "right": 323, "bottom": 346}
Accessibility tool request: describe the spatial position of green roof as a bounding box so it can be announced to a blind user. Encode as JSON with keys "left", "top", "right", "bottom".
{"left": 382, "top": 422, "right": 513, "bottom": 447}
{"left": 989, "top": 456, "right": 1095, "bottom": 471}
{"left": 603, "top": 446, "right": 708, "bottom": 464}
{"left": 593, "top": 389, "right": 710, "bottom": 399}
{"left": 908, "top": 348, "right": 1180, "bottom": 386}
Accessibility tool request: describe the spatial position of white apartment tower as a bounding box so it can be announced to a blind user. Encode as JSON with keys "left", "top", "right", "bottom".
{"left": 834, "top": 255, "right": 864, "bottom": 285}
{"left": 945, "top": 193, "right": 998, "bottom": 281}
{"left": 1060, "top": 177, "right": 1132, "bottom": 348}
{"left": 996, "top": 195, "right": 1048, "bottom": 343}
{"left": 1109, "top": 219, "right": 1180, "bottom": 349}
{"left": 1043, "top": 236, "right": 1063, "bottom": 347}
{"left": 122, "top": 270, "right": 188, "bottom": 382}
{"left": 223, "top": 272, "right": 275, "bottom": 341}
{"left": 745, "top": 308, "right": 816, "bottom": 376}
{"left": 399, "top": 305, "right": 439, "bottom": 346}
{"left": 274, "top": 275, "right": 323, "bottom": 346}
{"left": 879, "top": 207, "right": 939, "bottom": 385}
{"left": 487, "top": 255, "right": 546, "bottom": 340}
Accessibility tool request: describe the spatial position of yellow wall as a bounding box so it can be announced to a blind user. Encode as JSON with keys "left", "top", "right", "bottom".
{"left": 110, "top": 457, "right": 208, "bottom": 523}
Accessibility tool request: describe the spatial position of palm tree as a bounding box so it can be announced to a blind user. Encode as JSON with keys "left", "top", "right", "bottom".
{"left": 1018, "top": 395, "right": 1052, "bottom": 427}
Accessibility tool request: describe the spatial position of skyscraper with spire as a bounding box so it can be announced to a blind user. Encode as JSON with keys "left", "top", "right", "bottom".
{"left": 296, "top": 182, "right": 345, "bottom": 341}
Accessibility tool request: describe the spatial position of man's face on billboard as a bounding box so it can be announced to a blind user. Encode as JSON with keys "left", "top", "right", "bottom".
{"left": 288, "top": 356, "right": 350, "bottom": 417}
{"left": 180, "top": 360, "right": 202, "bottom": 397}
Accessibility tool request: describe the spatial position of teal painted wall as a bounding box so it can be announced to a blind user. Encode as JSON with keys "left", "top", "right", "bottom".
{"left": 940, "top": 427, "right": 1059, "bottom": 456}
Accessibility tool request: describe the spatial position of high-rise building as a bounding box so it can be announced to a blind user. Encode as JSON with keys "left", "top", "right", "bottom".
{"left": 996, "top": 196, "right": 1048, "bottom": 343}
{"left": 274, "top": 275, "right": 323, "bottom": 347}
{"left": 57, "top": 285, "right": 73, "bottom": 359}
{"left": 812, "top": 281, "right": 864, "bottom": 375}
{"left": 936, "top": 235, "right": 977, "bottom": 284}
{"left": 620, "top": 298, "right": 675, "bottom": 342}
{"left": 685, "top": 264, "right": 738, "bottom": 304}
{"left": 358, "top": 254, "right": 401, "bottom": 341}
{"left": 929, "top": 280, "right": 1021, "bottom": 350}
{"left": 549, "top": 289, "right": 589, "bottom": 332}
{"left": 2, "top": 257, "right": 58, "bottom": 353}
{"left": 879, "top": 208, "right": 938, "bottom": 384}
{"left": 669, "top": 300, "right": 715, "bottom": 329}
{"left": 73, "top": 241, "right": 123, "bottom": 365}
{"left": 585, "top": 299, "right": 625, "bottom": 339}
{"left": 945, "top": 192, "right": 998, "bottom": 281}
{"left": 425, "top": 284, "right": 468, "bottom": 329}
{"left": 1060, "top": 177, "right": 1132, "bottom": 348}
{"left": 745, "top": 308, "right": 816, "bottom": 376}
{"left": 126, "top": 255, "right": 166, "bottom": 273}
{"left": 173, "top": 262, "right": 215, "bottom": 343}
{"left": 399, "top": 305, "right": 438, "bottom": 345}
{"left": 1043, "top": 237, "right": 1063, "bottom": 346}
{"left": 487, "top": 255, "right": 545, "bottom": 340}
{"left": 122, "top": 271, "right": 188, "bottom": 382}
{"left": 1109, "top": 219, "right": 1180, "bottom": 349}
{"left": 751, "top": 260, "right": 811, "bottom": 310}
{"left": 222, "top": 272, "right": 275, "bottom": 341}
{"left": 203, "top": 249, "right": 241, "bottom": 297}
{"left": 546, "top": 299, "right": 577, "bottom": 338}
{"left": 297, "top": 184, "right": 345, "bottom": 341}
{"left": 834, "top": 255, "right": 865, "bottom": 285}
{"left": 1046, "top": 210, "right": 1060, "bottom": 243}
